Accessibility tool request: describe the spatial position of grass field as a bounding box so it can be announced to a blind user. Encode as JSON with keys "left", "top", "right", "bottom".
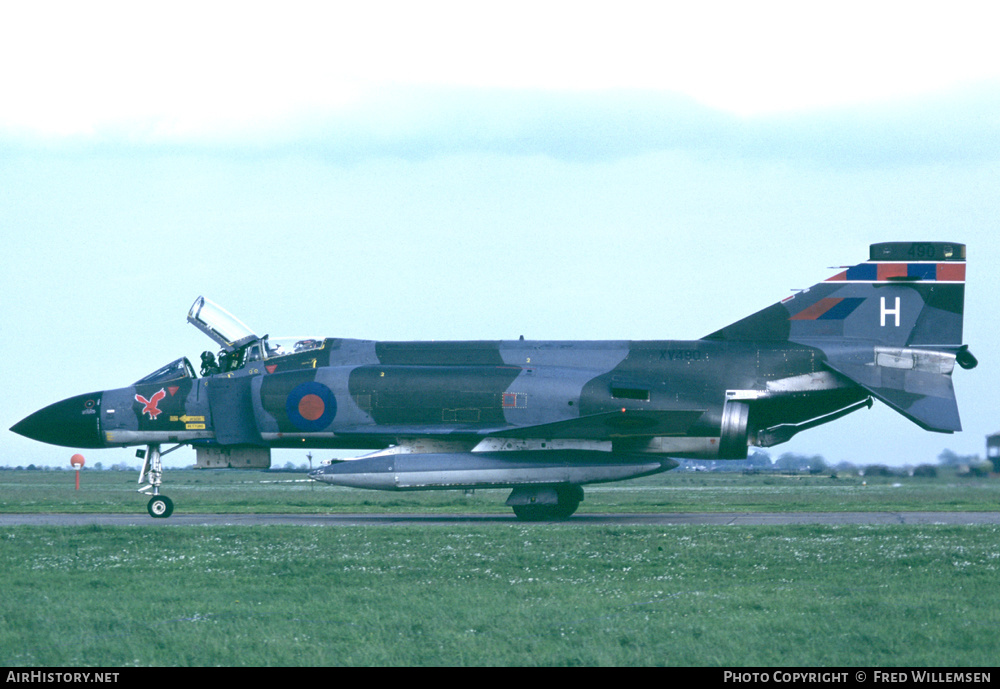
{"left": 3, "top": 524, "right": 999, "bottom": 666}
{"left": 2, "top": 469, "right": 999, "bottom": 666}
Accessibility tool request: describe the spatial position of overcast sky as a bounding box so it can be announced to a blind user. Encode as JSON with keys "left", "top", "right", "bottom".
{"left": 2, "top": 1, "right": 998, "bottom": 469}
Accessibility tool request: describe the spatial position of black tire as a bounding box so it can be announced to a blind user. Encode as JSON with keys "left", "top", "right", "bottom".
{"left": 511, "top": 485, "right": 582, "bottom": 521}
{"left": 147, "top": 495, "right": 174, "bottom": 519}
{"left": 512, "top": 503, "right": 552, "bottom": 521}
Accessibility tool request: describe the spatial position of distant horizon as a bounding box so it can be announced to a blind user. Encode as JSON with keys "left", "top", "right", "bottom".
{"left": 4, "top": 449, "right": 988, "bottom": 472}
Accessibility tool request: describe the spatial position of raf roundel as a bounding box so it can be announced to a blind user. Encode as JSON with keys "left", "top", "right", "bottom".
{"left": 285, "top": 382, "right": 336, "bottom": 432}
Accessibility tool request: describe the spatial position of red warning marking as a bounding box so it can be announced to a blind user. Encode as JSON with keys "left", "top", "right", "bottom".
{"left": 168, "top": 386, "right": 179, "bottom": 396}
{"left": 298, "top": 394, "right": 325, "bottom": 421}
{"left": 501, "top": 392, "right": 526, "bottom": 408}
{"left": 266, "top": 364, "right": 278, "bottom": 374}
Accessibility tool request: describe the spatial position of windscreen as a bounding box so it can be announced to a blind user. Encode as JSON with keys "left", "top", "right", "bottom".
{"left": 135, "top": 357, "right": 196, "bottom": 384}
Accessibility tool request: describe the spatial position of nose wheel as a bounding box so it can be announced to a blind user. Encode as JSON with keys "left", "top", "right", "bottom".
{"left": 147, "top": 495, "right": 174, "bottom": 518}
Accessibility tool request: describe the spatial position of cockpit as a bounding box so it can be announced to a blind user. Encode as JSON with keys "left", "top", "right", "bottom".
{"left": 133, "top": 297, "right": 324, "bottom": 384}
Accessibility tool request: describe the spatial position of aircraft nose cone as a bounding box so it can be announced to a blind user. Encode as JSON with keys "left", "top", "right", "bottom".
{"left": 10, "top": 392, "right": 104, "bottom": 448}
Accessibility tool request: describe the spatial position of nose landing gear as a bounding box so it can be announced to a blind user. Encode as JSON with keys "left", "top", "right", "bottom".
{"left": 137, "top": 444, "right": 181, "bottom": 518}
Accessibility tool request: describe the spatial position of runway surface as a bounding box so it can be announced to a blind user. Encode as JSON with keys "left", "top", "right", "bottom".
{"left": 2, "top": 511, "right": 1000, "bottom": 526}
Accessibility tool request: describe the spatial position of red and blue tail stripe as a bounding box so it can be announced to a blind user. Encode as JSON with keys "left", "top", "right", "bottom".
{"left": 827, "top": 262, "right": 965, "bottom": 282}
{"left": 789, "top": 297, "right": 866, "bottom": 321}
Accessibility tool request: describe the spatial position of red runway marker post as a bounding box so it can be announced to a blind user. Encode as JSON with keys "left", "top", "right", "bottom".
{"left": 70, "top": 453, "right": 85, "bottom": 490}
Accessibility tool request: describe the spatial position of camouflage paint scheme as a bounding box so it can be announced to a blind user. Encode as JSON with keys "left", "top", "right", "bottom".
{"left": 12, "top": 242, "right": 976, "bottom": 519}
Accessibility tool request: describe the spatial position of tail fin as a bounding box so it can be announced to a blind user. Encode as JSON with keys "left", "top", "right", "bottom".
{"left": 705, "top": 242, "right": 974, "bottom": 433}
{"left": 706, "top": 242, "right": 966, "bottom": 346}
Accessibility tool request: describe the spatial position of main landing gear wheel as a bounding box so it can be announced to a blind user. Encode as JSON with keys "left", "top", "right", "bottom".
{"left": 147, "top": 495, "right": 174, "bottom": 519}
{"left": 510, "top": 485, "right": 583, "bottom": 522}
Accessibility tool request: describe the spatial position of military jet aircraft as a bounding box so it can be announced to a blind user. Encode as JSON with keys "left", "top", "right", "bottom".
{"left": 11, "top": 241, "right": 976, "bottom": 520}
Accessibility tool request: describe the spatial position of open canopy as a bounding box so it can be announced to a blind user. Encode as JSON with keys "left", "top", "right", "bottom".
{"left": 187, "top": 296, "right": 258, "bottom": 351}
